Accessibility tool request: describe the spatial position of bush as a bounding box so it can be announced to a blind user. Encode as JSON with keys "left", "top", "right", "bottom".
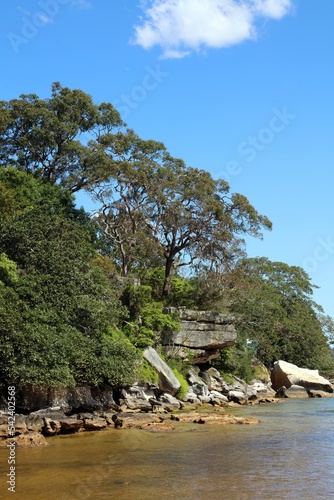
{"left": 211, "top": 346, "right": 255, "bottom": 383}
{"left": 172, "top": 368, "right": 189, "bottom": 399}
{"left": 252, "top": 364, "right": 270, "bottom": 383}
{"left": 121, "top": 283, "right": 180, "bottom": 348}
{"left": 139, "top": 359, "right": 159, "bottom": 384}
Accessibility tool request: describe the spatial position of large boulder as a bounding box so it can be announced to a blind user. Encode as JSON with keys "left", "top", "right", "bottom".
{"left": 143, "top": 347, "right": 181, "bottom": 396}
{"left": 162, "top": 308, "right": 236, "bottom": 351}
{"left": 271, "top": 360, "right": 333, "bottom": 393}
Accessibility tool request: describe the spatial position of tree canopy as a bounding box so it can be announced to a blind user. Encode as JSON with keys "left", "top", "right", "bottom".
{"left": 93, "top": 140, "right": 272, "bottom": 295}
{"left": 0, "top": 83, "right": 333, "bottom": 390}
{"left": 229, "top": 258, "right": 333, "bottom": 372}
{"left": 0, "top": 82, "right": 125, "bottom": 192}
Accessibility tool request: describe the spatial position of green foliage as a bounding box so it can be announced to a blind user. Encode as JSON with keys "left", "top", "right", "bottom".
{"left": 121, "top": 283, "right": 180, "bottom": 348}
{"left": 94, "top": 140, "right": 271, "bottom": 296}
{"left": 139, "top": 359, "right": 159, "bottom": 384}
{"left": 166, "top": 276, "right": 198, "bottom": 308}
{"left": 71, "top": 335, "right": 139, "bottom": 386}
{"left": 140, "top": 268, "right": 199, "bottom": 308}
{"left": 172, "top": 368, "right": 189, "bottom": 399}
{"left": 0, "top": 253, "right": 18, "bottom": 286}
{"left": 0, "top": 83, "right": 125, "bottom": 192}
{"left": 139, "top": 268, "right": 166, "bottom": 299}
{"left": 230, "top": 258, "right": 334, "bottom": 371}
{"left": 0, "top": 172, "right": 138, "bottom": 388}
{"left": 252, "top": 364, "right": 270, "bottom": 383}
{"left": 162, "top": 356, "right": 189, "bottom": 398}
{"left": 212, "top": 345, "right": 255, "bottom": 383}
{"left": 1, "top": 84, "right": 333, "bottom": 390}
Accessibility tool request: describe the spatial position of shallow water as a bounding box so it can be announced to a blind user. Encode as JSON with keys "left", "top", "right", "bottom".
{"left": 1, "top": 399, "right": 334, "bottom": 499}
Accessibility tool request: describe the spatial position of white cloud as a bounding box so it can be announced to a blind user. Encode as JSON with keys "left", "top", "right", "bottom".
{"left": 131, "top": 0, "right": 294, "bottom": 58}
{"left": 253, "top": 0, "right": 292, "bottom": 19}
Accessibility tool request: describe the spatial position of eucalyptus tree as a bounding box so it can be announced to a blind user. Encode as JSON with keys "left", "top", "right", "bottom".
{"left": 0, "top": 82, "right": 126, "bottom": 192}
{"left": 94, "top": 140, "right": 272, "bottom": 296}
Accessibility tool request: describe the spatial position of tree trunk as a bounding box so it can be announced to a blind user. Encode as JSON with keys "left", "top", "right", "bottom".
{"left": 163, "top": 257, "right": 174, "bottom": 296}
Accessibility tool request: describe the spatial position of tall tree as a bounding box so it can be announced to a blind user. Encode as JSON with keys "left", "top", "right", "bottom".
{"left": 0, "top": 82, "right": 126, "bottom": 192}
{"left": 95, "top": 155, "right": 272, "bottom": 295}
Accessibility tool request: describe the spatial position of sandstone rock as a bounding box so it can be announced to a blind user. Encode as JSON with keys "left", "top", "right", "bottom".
{"left": 184, "top": 393, "right": 201, "bottom": 404}
{"left": 43, "top": 418, "right": 62, "bottom": 436}
{"left": 14, "top": 384, "right": 116, "bottom": 413}
{"left": 119, "top": 386, "right": 153, "bottom": 411}
{"left": 228, "top": 390, "right": 247, "bottom": 404}
{"left": 162, "top": 308, "right": 236, "bottom": 352}
{"left": 209, "top": 391, "right": 228, "bottom": 403}
{"left": 3, "top": 432, "right": 49, "bottom": 447}
{"left": 271, "top": 360, "right": 333, "bottom": 393}
{"left": 13, "top": 415, "right": 28, "bottom": 436}
{"left": 159, "top": 393, "right": 181, "bottom": 410}
{"left": 171, "top": 412, "right": 259, "bottom": 425}
{"left": 163, "top": 323, "right": 236, "bottom": 349}
{"left": 140, "top": 422, "right": 176, "bottom": 431}
{"left": 231, "top": 376, "right": 248, "bottom": 392}
{"left": 246, "top": 388, "right": 258, "bottom": 401}
{"left": 249, "top": 381, "right": 275, "bottom": 396}
{"left": 191, "top": 381, "right": 209, "bottom": 397}
{"left": 59, "top": 417, "right": 84, "bottom": 433}
{"left": 0, "top": 424, "right": 11, "bottom": 437}
{"left": 285, "top": 385, "right": 309, "bottom": 398}
{"left": 199, "top": 370, "right": 212, "bottom": 387}
{"left": 104, "top": 412, "right": 118, "bottom": 425}
{"left": 83, "top": 417, "right": 107, "bottom": 431}
{"left": 187, "top": 368, "right": 201, "bottom": 385}
{"left": 143, "top": 347, "right": 181, "bottom": 395}
{"left": 115, "top": 412, "right": 162, "bottom": 429}
{"left": 26, "top": 414, "right": 45, "bottom": 433}
{"left": 258, "top": 397, "right": 280, "bottom": 404}
{"left": 207, "top": 367, "right": 222, "bottom": 380}
{"left": 189, "top": 349, "right": 220, "bottom": 364}
{"left": 307, "top": 389, "right": 334, "bottom": 398}
{"left": 165, "top": 308, "right": 235, "bottom": 323}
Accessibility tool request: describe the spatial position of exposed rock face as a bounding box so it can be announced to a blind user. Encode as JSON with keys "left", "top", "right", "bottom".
{"left": 13, "top": 384, "right": 116, "bottom": 413}
{"left": 119, "top": 385, "right": 155, "bottom": 411}
{"left": 143, "top": 346, "right": 181, "bottom": 395}
{"left": 271, "top": 360, "right": 333, "bottom": 393}
{"left": 162, "top": 308, "right": 236, "bottom": 362}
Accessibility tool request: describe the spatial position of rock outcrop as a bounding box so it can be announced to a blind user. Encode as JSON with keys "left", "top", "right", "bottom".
{"left": 271, "top": 360, "right": 333, "bottom": 393}
{"left": 143, "top": 346, "right": 181, "bottom": 395}
{"left": 162, "top": 308, "right": 237, "bottom": 364}
{"left": 14, "top": 384, "right": 117, "bottom": 413}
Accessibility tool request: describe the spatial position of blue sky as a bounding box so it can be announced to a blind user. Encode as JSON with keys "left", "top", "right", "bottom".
{"left": 1, "top": 0, "right": 334, "bottom": 316}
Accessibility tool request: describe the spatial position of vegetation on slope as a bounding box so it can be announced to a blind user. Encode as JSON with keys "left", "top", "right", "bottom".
{"left": 0, "top": 83, "right": 333, "bottom": 390}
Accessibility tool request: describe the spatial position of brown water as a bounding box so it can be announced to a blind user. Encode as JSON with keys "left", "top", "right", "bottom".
{"left": 1, "top": 399, "right": 334, "bottom": 500}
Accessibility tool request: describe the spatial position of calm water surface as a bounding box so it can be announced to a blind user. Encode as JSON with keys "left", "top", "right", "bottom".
{"left": 1, "top": 398, "right": 334, "bottom": 499}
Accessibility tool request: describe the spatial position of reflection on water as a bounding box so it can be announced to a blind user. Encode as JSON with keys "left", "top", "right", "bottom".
{"left": 1, "top": 399, "right": 334, "bottom": 499}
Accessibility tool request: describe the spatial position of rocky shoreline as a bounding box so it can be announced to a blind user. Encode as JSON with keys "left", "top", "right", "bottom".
{"left": 1, "top": 358, "right": 332, "bottom": 448}
{"left": 0, "top": 365, "right": 278, "bottom": 448}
